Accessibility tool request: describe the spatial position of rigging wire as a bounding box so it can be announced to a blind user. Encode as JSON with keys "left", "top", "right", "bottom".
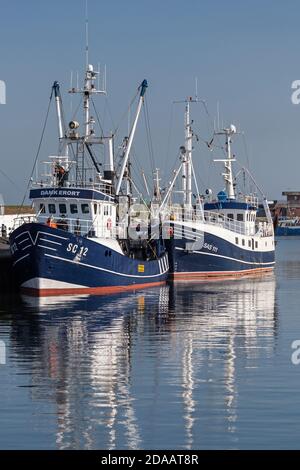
{"left": 143, "top": 96, "right": 155, "bottom": 175}
{"left": 164, "top": 102, "right": 174, "bottom": 177}
{"left": 112, "top": 87, "right": 139, "bottom": 137}
{"left": 104, "top": 96, "right": 116, "bottom": 134}
{"left": 163, "top": 102, "right": 186, "bottom": 188}
{"left": 198, "top": 101, "right": 227, "bottom": 157}
{"left": 128, "top": 146, "right": 150, "bottom": 196}
{"left": 0, "top": 169, "right": 22, "bottom": 192}
{"left": 241, "top": 132, "right": 251, "bottom": 170}
{"left": 192, "top": 100, "right": 229, "bottom": 191}
{"left": 110, "top": 88, "right": 140, "bottom": 174}
{"left": 90, "top": 97, "right": 107, "bottom": 169}
{"left": 70, "top": 95, "right": 83, "bottom": 123}
{"left": 91, "top": 96, "right": 104, "bottom": 137}
{"left": 162, "top": 102, "right": 178, "bottom": 189}
{"left": 16, "top": 88, "right": 54, "bottom": 216}
{"left": 114, "top": 89, "right": 153, "bottom": 190}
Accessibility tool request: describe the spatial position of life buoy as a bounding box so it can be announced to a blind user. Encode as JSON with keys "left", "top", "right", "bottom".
{"left": 107, "top": 218, "right": 112, "bottom": 230}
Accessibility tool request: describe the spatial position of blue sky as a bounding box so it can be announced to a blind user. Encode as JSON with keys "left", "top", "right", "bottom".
{"left": 0, "top": 0, "right": 300, "bottom": 203}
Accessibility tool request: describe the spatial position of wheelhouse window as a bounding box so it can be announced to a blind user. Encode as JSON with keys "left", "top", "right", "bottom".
{"left": 94, "top": 204, "right": 98, "bottom": 215}
{"left": 237, "top": 213, "right": 244, "bottom": 222}
{"left": 81, "top": 204, "right": 90, "bottom": 214}
{"left": 59, "top": 203, "right": 67, "bottom": 214}
{"left": 227, "top": 213, "right": 234, "bottom": 220}
{"left": 235, "top": 237, "right": 239, "bottom": 245}
{"left": 70, "top": 204, "right": 78, "bottom": 214}
{"left": 39, "top": 203, "right": 45, "bottom": 214}
{"left": 104, "top": 205, "right": 109, "bottom": 216}
{"left": 242, "top": 239, "right": 245, "bottom": 246}
{"left": 49, "top": 204, "right": 56, "bottom": 214}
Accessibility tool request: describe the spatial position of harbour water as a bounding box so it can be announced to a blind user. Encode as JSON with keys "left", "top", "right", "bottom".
{"left": 0, "top": 239, "right": 300, "bottom": 450}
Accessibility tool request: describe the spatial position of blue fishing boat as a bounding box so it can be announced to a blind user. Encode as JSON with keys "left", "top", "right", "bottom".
{"left": 159, "top": 97, "right": 275, "bottom": 280}
{"left": 275, "top": 218, "right": 300, "bottom": 236}
{"left": 9, "top": 63, "right": 168, "bottom": 296}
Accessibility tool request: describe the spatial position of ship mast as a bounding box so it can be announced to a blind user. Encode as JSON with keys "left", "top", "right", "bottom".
{"left": 69, "top": 63, "right": 106, "bottom": 139}
{"left": 52, "top": 81, "right": 68, "bottom": 157}
{"left": 115, "top": 80, "right": 148, "bottom": 196}
{"left": 153, "top": 168, "right": 161, "bottom": 202}
{"left": 214, "top": 125, "right": 237, "bottom": 200}
{"left": 174, "top": 97, "right": 196, "bottom": 209}
{"left": 183, "top": 99, "right": 193, "bottom": 208}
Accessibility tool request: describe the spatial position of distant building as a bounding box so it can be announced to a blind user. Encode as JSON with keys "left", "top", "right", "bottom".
{"left": 274, "top": 191, "right": 300, "bottom": 217}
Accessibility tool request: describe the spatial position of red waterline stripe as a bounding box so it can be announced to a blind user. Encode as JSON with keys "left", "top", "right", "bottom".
{"left": 21, "top": 280, "right": 167, "bottom": 297}
{"left": 171, "top": 267, "right": 274, "bottom": 281}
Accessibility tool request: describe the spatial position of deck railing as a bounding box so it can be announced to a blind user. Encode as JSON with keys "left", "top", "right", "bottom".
{"left": 11, "top": 214, "right": 130, "bottom": 240}
{"left": 163, "top": 207, "right": 273, "bottom": 238}
{"left": 12, "top": 216, "right": 36, "bottom": 230}
{"left": 11, "top": 208, "right": 274, "bottom": 240}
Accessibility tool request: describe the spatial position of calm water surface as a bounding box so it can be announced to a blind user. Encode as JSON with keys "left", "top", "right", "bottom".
{"left": 0, "top": 239, "right": 300, "bottom": 449}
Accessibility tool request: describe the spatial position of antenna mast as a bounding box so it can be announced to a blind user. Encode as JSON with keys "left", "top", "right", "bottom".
{"left": 85, "top": 0, "right": 89, "bottom": 69}
{"left": 214, "top": 125, "right": 237, "bottom": 200}
{"left": 174, "top": 97, "right": 195, "bottom": 209}
{"left": 68, "top": 2, "right": 106, "bottom": 140}
{"left": 184, "top": 99, "right": 193, "bottom": 208}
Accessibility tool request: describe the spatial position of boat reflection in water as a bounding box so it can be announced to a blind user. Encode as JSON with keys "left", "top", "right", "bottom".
{"left": 167, "top": 275, "right": 277, "bottom": 449}
{"left": 10, "top": 275, "right": 276, "bottom": 449}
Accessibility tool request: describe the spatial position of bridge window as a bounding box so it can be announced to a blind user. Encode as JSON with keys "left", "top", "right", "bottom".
{"left": 94, "top": 204, "right": 98, "bottom": 214}
{"left": 81, "top": 204, "right": 90, "bottom": 214}
{"left": 242, "top": 239, "right": 245, "bottom": 246}
{"left": 227, "top": 213, "right": 234, "bottom": 220}
{"left": 70, "top": 204, "right": 78, "bottom": 214}
{"left": 104, "top": 205, "right": 109, "bottom": 216}
{"left": 237, "top": 213, "right": 244, "bottom": 222}
{"left": 39, "top": 204, "right": 45, "bottom": 214}
{"left": 48, "top": 204, "right": 56, "bottom": 214}
{"left": 59, "top": 204, "right": 67, "bottom": 214}
{"left": 235, "top": 237, "right": 239, "bottom": 245}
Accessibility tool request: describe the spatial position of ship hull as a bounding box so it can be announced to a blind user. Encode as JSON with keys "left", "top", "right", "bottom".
{"left": 275, "top": 226, "right": 300, "bottom": 236}
{"left": 9, "top": 223, "right": 169, "bottom": 296}
{"left": 166, "top": 229, "right": 275, "bottom": 280}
